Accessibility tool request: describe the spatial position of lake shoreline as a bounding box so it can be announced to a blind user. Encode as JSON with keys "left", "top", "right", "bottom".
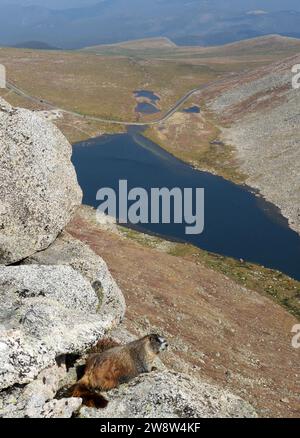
{"left": 72, "top": 129, "right": 300, "bottom": 281}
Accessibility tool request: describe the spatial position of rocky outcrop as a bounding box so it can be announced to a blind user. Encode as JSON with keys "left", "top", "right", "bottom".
{"left": 0, "top": 98, "right": 82, "bottom": 264}
{"left": 0, "top": 262, "right": 124, "bottom": 391}
{"left": 80, "top": 371, "right": 257, "bottom": 418}
{"left": 23, "top": 232, "right": 126, "bottom": 329}
{"left": 0, "top": 359, "right": 257, "bottom": 418}
{"left": 0, "top": 364, "right": 82, "bottom": 418}
{"left": 0, "top": 97, "right": 127, "bottom": 418}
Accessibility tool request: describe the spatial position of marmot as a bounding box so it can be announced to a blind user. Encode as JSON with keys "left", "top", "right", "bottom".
{"left": 71, "top": 334, "right": 168, "bottom": 408}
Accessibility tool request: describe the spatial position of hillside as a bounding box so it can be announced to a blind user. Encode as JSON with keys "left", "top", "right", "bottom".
{"left": 83, "top": 37, "right": 177, "bottom": 51}
{"left": 84, "top": 34, "right": 300, "bottom": 64}
{"left": 141, "top": 49, "right": 300, "bottom": 238}
{"left": 67, "top": 206, "right": 300, "bottom": 418}
{"left": 195, "top": 34, "right": 300, "bottom": 57}
{"left": 85, "top": 34, "right": 300, "bottom": 54}
{"left": 204, "top": 34, "right": 300, "bottom": 54}
{"left": 202, "top": 54, "right": 300, "bottom": 236}
{"left": 1, "top": 35, "right": 300, "bottom": 144}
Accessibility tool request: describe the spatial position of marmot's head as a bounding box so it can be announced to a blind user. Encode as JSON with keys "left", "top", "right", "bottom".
{"left": 147, "top": 334, "right": 168, "bottom": 354}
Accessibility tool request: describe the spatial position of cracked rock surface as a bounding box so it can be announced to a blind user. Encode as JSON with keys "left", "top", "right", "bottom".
{"left": 0, "top": 97, "right": 82, "bottom": 264}
{"left": 80, "top": 371, "right": 257, "bottom": 419}
{"left": 0, "top": 259, "right": 125, "bottom": 391}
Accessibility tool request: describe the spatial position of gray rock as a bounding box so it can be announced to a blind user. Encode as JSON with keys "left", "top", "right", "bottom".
{"left": 0, "top": 363, "right": 82, "bottom": 418}
{"left": 41, "top": 398, "right": 82, "bottom": 419}
{"left": 0, "top": 98, "right": 82, "bottom": 264}
{"left": 0, "top": 263, "right": 125, "bottom": 390}
{"left": 23, "top": 232, "right": 126, "bottom": 329}
{"left": 80, "top": 370, "right": 257, "bottom": 418}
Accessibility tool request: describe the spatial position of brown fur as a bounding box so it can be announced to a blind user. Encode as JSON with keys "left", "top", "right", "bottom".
{"left": 71, "top": 383, "right": 108, "bottom": 408}
{"left": 71, "top": 334, "right": 167, "bottom": 408}
{"left": 88, "top": 337, "right": 121, "bottom": 355}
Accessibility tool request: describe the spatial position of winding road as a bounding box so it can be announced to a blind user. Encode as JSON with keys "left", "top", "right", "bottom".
{"left": 6, "top": 80, "right": 210, "bottom": 126}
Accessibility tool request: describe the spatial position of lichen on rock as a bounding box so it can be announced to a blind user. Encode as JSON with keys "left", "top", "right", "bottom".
{"left": 0, "top": 263, "right": 125, "bottom": 391}
{"left": 80, "top": 371, "right": 257, "bottom": 418}
{"left": 0, "top": 98, "right": 82, "bottom": 264}
{"left": 23, "top": 232, "right": 126, "bottom": 326}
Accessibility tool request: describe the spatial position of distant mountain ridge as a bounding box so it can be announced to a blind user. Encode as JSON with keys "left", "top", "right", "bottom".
{"left": 83, "top": 37, "right": 177, "bottom": 51}
{"left": 1, "top": 1, "right": 300, "bottom": 48}
{"left": 82, "top": 35, "right": 300, "bottom": 61}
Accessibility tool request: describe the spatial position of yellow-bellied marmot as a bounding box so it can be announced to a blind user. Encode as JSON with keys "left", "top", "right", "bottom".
{"left": 71, "top": 334, "right": 168, "bottom": 408}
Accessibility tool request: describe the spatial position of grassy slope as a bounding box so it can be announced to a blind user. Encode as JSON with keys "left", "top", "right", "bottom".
{"left": 143, "top": 104, "right": 246, "bottom": 184}
{"left": 0, "top": 47, "right": 218, "bottom": 123}
{"left": 82, "top": 34, "right": 300, "bottom": 61}
{"left": 1, "top": 35, "right": 299, "bottom": 138}
{"left": 83, "top": 37, "right": 177, "bottom": 50}
{"left": 119, "top": 219, "right": 300, "bottom": 320}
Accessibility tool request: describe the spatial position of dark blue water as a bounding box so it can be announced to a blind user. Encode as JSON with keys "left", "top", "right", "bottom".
{"left": 72, "top": 130, "right": 300, "bottom": 281}
{"left": 134, "top": 90, "right": 160, "bottom": 114}
{"left": 135, "top": 102, "right": 160, "bottom": 114}
{"left": 183, "top": 105, "right": 200, "bottom": 113}
{"left": 134, "top": 90, "right": 160, "bottom": 102}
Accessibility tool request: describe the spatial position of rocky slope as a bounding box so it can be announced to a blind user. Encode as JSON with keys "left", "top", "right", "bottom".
{"left": 204, "top": 54, "right": 300, "bottom": 235}
{"left": 80, "top": 370, "right": 257, "bottom": 419}
{"left": 0, "top": 98, "right": 257, "bottom": 418}
{"left": 68, "top": 206, "right": 300, "bottom": 418}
